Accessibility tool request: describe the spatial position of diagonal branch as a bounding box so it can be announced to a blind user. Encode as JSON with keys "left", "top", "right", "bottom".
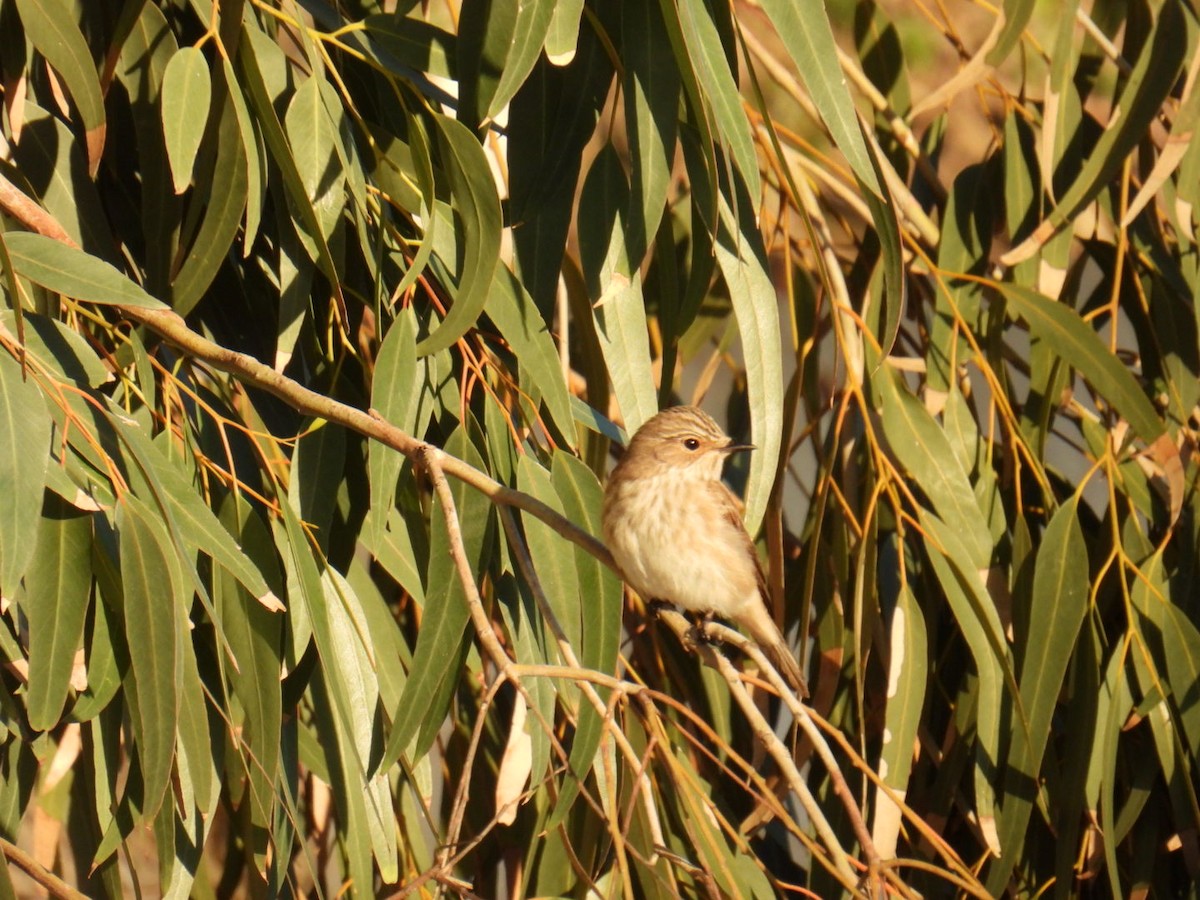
{"left": 0, "top": 172, "right": 614, "bottom": 574}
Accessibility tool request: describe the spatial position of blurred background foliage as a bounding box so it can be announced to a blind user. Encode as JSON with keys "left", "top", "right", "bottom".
{"left": 0, "top": 0, "right": 1198, "bottom": 896}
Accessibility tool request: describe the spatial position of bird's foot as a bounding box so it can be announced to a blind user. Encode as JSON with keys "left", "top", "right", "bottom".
{"left": 685, "top": 614, "right": 721, "bottom": 648}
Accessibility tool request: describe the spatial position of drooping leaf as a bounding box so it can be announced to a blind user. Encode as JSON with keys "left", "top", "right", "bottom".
{"left": 117, "top": 495, "right": 181, "bottom": 820}
{"left": 755, "top": 0, "right": 882, "bottom": 197}
{"left": 711, "top": 188, "right": 785, "bottom": 534}
{"left": 875, "top": 364, "right": 993, "bottom": 568}
{"left": 214, "top": 497, "right": 283, "bottom": 876}
{"left": 170, "top": 96, "right": 249, "bottom": 315}
{"left": 485, "top": 265, "right": 575, "bottom": 443}
{"left": 415, "top": 115, "right": 501, "bottom": 356}
{"left": 578, "top": 146, "right": 658, "bottom": 433}
{"left": 871, "top": 582, "right": 927, "bottom": 858}
{"left": 1004, "top": 0, "right": 1190, "bottom": 262}
{"left": 674, "top": 0, "right": 758, "bottom": 195}
{"left": 622, "top": 0, "right": 680, "bottom": 268}
{"left": 2, "top": 232, "right": 167, "bottom": 310}
{"left": 160, "top": 47, "right": 212, "bottom": 194}
{"left": 0, "top": 350, "right": 52, "bottom": 596}
{"left": 13, "top": 0, "right": 106, "bottom": 173}
{"left": 23, "top": 499, "right": 93, "bottom": 731}
{"left": 546, "top": 451, "right": 623, "bottom": 827}
{"left": 987, "top": 496, "right": 1088, "bottom": 892}
{"left": 485, "top": 0, "right": 557, "bottom": 122}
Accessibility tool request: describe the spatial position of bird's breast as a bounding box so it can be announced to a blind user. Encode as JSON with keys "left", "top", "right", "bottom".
{"left": 603, "top": 472, "right": 758, "bottom": 615}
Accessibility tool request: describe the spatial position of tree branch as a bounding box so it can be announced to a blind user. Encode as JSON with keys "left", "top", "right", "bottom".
{"left": 0, "top": 836, "right": 88, "bottom": 900}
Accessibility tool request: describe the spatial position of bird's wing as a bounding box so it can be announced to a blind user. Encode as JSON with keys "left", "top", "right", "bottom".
{"left": 715, "top": 481, "right": 770, "bottom": 601}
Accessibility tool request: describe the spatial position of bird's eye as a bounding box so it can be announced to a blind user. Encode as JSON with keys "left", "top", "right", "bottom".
{"left": 683, "top": 438, "right": 701, "bottom": 451}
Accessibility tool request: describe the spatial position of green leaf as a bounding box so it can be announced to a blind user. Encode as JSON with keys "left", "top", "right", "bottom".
{"left": 545, "top": 0, "right": 584, "bottom": 64}
{"left": 921, "top": 513, "right": 1006, "bottom": 856}
{"left": 416, "top": 115, "right": 502, "bottom": 356}
{"left": 2, "top": 232, "right": 167, "bottom": 310}
{"left": 507, "top": 37, "right": 610, "bottom": 319}
{"left": 0, "top": 350, "right": 51, "bottom": 596}
{"left": 486, "top": 265, "right": 575, "bottom": 443}
{"left": 145, "top": 446, "right": 279, "bottom": 611}
{"left": 160, "top": 47, "right": 212, "bottom": 194}
{"left": 517, "top": 456, "right": 581, "bottom": 652}
{"left": 318, "top": 568, "right": 398, "bottom": 882}
{"left": 71, "top": 572, "right": 123, "bottom": 723}
{"left": 13, "top": 0, "right": 106, "bottom": 173}
{"left": 859, "top": 145, "right": 906, "bottom": 359}
{"left": 713, "top": 189, "right": 785, "bottom": 534}
{"left": 174, "top": 603, "right": 215, "bottom": 816}
{"left": 221, "top": 57, "right": 266, "bottom": 253}
{"left": 23, "top": 499, "right": 93, "bottom": 731}
{"left": 363, "top": 15, "right": 457, "bottom": 81}
{"left": 875, "top": 365, "right": 993, "bottom": 568}
{"left": 363, "top": 506, "right": 427, "bottom": 608}
{"left": 214, "top": 497, "right": 284, "bottom": 856}
{"left": 212, "top": 496, "right": 282, "bottom": 849}
{"left": 987, "top": 496, "right": 1088, "bottom": 893}
{"left": 116, "top": 3, "right": 180, "bottom": 295}
{"left": 984, "top": 0, "right": 1037, "bottom": 66}
{"left": 995, "top": 283, "right": 1166, "bottom": 444}
{"left": 117, "top": 495, "right": 181, "bottom": 820}
{"left": 170, "top": 96, "right": 249, "bottom": 316}
{"left": 622, "top": 0, "right": 680, "bottom": 267}
{"left": 872, "top": 582, "right": 927, "bottom": 857}
{"left": 0, "top": 848, "right": 15, "bottom": 900}
{"left": 1162, "top": 604, "right": 1200, "bottom": 754}
{"left": 674, "top": 0, "right": 759, "bottom": 194}
{"left": 0, "top": 311, "right": 109, "bottom": 389}
{"left": 238, "top": 21, "right": 345, "bottom": 314}
{"left": 5, "top": 103, "right": 115, "bottom": 257}
{"left": 369, "top": 307, "right": 433, "bottom": 539}
{"left": 578, "top": 146, "right": 658, "bottom": 432}
{"left": 755, "top": 0, "right": 881, "bottom": 197}
{"left": 288, "top": 421, "right": 345, "bottom": 556}
{"left": 284, "top": 76, "right": 342, "bottom": 228}
{"left": 487, "top": 0, "right": 557, "bottom": 122}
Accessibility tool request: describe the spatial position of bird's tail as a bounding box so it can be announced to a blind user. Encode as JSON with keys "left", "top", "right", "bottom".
{"left": 742, "top": 606, "right": 809, "bottom": 698}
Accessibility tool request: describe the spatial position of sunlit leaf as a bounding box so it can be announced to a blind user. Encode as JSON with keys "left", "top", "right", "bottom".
{"left": 416, "top": 114, "right": 501, "bottom": 356}
{"left": 160, "top": 47, "right": 212, "bottom": 194}
{"left": 755, "top": 0, "right": 881, "bottom": 196}
{"left": 2, "top": 232, "right": 166, "bottom": 309}
{"left": 872, "top": 582, "right": 927, "bottom": 858}
{"left": 875, "top": 364, "right": 993, "bottom": 568}
{"left": 13, "top": 0, "right": 106, "bottom": 173}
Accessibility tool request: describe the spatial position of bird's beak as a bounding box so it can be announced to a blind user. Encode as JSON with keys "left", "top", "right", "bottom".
{"left": 723, "top": 440, "right": 755, "bottom": 454}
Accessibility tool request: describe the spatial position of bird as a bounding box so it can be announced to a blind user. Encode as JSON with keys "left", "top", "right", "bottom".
{"left": 601, "top": 405, "right": 808, "bottom": 697}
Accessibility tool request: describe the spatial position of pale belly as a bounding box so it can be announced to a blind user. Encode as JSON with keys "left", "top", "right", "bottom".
{"left": 604, "top": 472, "right": 759, "bottom": 617}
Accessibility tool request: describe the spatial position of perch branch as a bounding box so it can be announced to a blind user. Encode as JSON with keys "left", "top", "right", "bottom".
{"left": 657, "top": 610, "right": 863, "bottom": 893}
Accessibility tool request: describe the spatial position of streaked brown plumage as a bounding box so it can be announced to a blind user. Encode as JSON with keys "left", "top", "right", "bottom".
{"left": 602, "top": 406, "right": 808, "bottom": 696}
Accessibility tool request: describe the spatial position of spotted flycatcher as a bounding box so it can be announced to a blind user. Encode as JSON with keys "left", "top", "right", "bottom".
{"left": 602, "top": 406, "right": 808, "bottom": 696}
